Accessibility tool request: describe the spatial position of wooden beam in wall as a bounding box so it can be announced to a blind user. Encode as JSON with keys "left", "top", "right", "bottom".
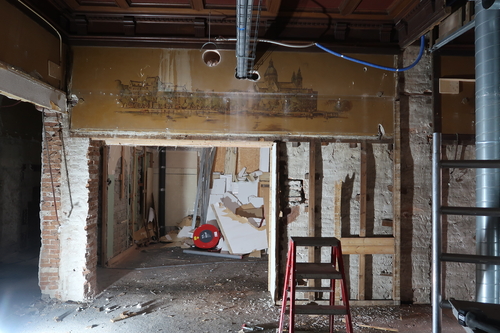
{"left": 341, "top": 237, "right": 395, "bottom": 254}
{"left": 103, "top": 138, "right": 274, "bottom": 148}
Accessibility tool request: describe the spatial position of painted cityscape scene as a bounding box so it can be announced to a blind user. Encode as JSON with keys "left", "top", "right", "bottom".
{"left": 115, "top": 60, "right": 350, "bottom": 119}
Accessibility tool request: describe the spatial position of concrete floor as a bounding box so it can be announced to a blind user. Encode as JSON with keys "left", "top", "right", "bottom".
{"left": 0, "top": 243, "right": 466, "bottom": 333}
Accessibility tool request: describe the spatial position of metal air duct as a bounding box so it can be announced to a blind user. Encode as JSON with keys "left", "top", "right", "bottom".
{"left": 235, "top": 0, "right": 253, "bottom": 79}
{"left": 475, "top": 0, "right": 500, "bottom": 304}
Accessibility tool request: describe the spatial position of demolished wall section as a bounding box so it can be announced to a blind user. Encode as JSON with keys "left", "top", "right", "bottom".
{"left": 284, "top": 141, "right": 394, "bottom": 300}
{"left": 442, "top": 144, "right": 476, "bottom": 301}
{"left": 39, "top": 111, "right": 63, "bottom": 299}
{"left": 40, "top": 111, "right": 98, "bottom": 301}
{"left": 400, "top": 45, "right": 433, "bottom": 303}
{"left": 84, "top": 140, "right": 101, "bottom": 299}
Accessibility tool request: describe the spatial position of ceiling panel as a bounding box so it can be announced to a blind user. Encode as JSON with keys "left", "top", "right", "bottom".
{"left": 356, "top": 0, "right": 396, "bottom": 12}
{"left": 77, "top": 0, "right": 118, "bottom": 6}
{"left": 127, "top": 0, "right": 191, "bottom": 7}
{"left": 280, "top": 0, "right": 343, "bottom": 12}
{"left": 12, "top": 0, "right": 464, "bottom": 51}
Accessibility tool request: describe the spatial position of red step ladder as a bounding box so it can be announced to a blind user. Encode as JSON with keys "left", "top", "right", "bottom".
{"left": 279, "top": 237, "right": 353, "bottom": 333}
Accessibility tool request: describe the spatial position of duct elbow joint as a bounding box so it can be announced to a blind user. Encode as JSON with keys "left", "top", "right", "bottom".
{"left": 483, "top": 0, "right": 500, "bottom": 10}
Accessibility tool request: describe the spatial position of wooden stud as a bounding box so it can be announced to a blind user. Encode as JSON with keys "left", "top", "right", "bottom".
{"left": 359, "top": 141, "right": 367, "bottom": 301}
{"left": 360, "top": 141, "right": 367, "bottom": 238}
{"left": 334, "top": 181, "right": 342, "bottom": 239}
{"left": 101, "top": 145, "right": 109, "bottom": 265}
{"left": 308, "top": 141, "right": 317, "bottom": 301}
{"left": 224, "top": 147, "right": 238, "bottom": 181}
{"left": 393, "top": 100, "right": 402, "bottom": 303}
{"left": 120, "top": 146, "right": 125, "bottom": 199}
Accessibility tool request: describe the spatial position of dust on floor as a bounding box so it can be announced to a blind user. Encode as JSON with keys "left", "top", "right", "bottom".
{"left": 0, "top": 244, "right": 463, "bottom": 333}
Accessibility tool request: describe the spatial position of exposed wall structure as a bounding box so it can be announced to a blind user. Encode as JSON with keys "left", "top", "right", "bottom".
{"left": 40, "top": 111, "right": 98, "bottom": 300}
{"left": 283, "top": 142, "right": 395, "bottom": 301}
{"left": 399, "top": 45, "right": 433, "bottom": 304}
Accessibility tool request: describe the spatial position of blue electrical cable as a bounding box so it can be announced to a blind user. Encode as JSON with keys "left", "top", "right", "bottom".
{"left": 315, "top": 35, "right": 425, "bottom": 72}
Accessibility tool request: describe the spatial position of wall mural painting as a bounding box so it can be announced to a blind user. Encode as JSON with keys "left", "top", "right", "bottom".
{"left": 70, "top": 48, "right": 394, "bottom": 136}
{"left": 115, "top": 60, "right": 350, "bottom": 121}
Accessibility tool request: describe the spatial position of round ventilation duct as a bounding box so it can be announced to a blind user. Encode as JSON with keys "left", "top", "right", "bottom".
{"left": 201, "top": 42, "right": 221, "bottom": 67}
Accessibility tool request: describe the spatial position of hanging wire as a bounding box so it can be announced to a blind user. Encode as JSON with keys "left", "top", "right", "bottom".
{"left": 0, "top": 100, "right": 22, "bottom": 108}
{"left": 218, "top": 35, "right": 426, "bottom": 72}
{"left": 42, "top": 110, "right": 60, "bottom": 225}
{"left": 315, "top": 35, "right": 425, "bottom": 72}
{"left": 17, "top": 0, "right": 62, "bottom": 66}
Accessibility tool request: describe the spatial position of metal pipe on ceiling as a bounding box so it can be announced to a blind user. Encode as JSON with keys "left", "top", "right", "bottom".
{"left": 475, "top": 0, "right": 500, "bottom": 304}
{"left": 235, "top": 0, "right": 253, "bottom": 79}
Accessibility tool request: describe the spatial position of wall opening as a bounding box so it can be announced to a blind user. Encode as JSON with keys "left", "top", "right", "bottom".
{"left": 96, "top": 141, "right": 278, "bottom": 300}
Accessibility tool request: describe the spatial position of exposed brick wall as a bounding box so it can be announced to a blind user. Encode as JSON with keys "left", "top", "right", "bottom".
{"left": 84, "top": 140, "right": 102, "bottom": 299}
{"left": 40, "top": 112, "right": 101, "bottom": 301}
{"left": 39, "top": 111, "right": 63, "bottom": 299}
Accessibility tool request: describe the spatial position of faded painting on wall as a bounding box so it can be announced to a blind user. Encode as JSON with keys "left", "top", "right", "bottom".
{"left": 71, "top": 47, "right": 396, "bottom": 137}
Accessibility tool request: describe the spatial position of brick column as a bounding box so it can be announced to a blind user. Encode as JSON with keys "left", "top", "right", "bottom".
{"left": 39, "top": 110, "right": 63, "bottom": 299}
{"left": 39, "top": 111, "right": 100, "bottom": 301}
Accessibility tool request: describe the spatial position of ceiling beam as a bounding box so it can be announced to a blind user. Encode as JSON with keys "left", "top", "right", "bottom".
{"left": 266, "top": 0, "right": 282, "bottom": 16}
{"left": 190, "top": 0, "right": 204, "bottom": 11}
{"left": 114, "top": 0, "right": 130, "bottom": 10}
{"left": 339, "top": 0, "right": 362, "bottom": 16}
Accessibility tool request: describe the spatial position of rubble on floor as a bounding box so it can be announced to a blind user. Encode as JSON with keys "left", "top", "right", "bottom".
{"left": 1, "top": 245, "right": 463, "bottom": 333}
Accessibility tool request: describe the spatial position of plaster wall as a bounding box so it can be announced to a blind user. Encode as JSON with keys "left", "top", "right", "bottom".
{"left": 0, "top": 0, "right": 63, "bottom": 89}
{"left": 59, "top": 112, "right": 92, "bottom": 300}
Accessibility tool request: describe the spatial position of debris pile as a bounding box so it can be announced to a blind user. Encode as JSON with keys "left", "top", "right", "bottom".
{"left": 161, "top": 169, "right": 270, "bottom": 257}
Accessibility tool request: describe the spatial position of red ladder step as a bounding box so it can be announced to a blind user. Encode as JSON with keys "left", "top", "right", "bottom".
{"left": 278, "top": 237, "right": 353, "bottom": 333}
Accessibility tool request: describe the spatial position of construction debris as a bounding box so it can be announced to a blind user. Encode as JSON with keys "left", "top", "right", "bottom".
{"left": 53, "top": 309, "right": 73, "bottom": 322}
{"left": 110, "top": 310, "right": 140, "bottom": 323}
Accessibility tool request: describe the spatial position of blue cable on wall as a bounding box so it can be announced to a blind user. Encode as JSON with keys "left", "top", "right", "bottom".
{"left": 315, "top": 35, "right": 425, "bottom": 72}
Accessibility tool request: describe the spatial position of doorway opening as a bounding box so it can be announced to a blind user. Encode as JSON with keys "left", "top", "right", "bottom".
{"left": 97, "top": 141, "right": 278, "bottom": 301}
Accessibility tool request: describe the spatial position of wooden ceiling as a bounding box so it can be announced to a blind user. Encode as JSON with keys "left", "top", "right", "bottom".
{"left": 14, "top": 0, "right": 466, "bottom": 52}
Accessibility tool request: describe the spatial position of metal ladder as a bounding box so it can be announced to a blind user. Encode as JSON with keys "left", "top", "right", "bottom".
{"left": 278, "top": 237, "right": 353, "bottom": 333}
{"left": 432, "top": 133, "right": 500, "bottom": 333}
